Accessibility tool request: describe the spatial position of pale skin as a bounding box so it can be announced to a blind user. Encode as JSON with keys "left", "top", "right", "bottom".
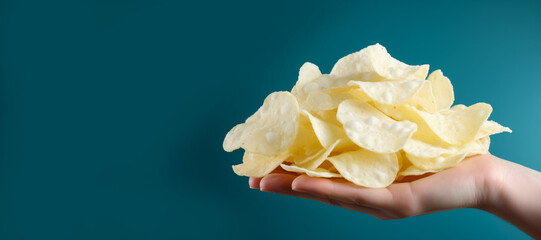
{"left": 249, "top": 154, "right": 541, "bottom": 239}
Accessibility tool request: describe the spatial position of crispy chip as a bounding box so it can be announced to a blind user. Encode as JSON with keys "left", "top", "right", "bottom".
{"left": 280, "top": 164, "right": 342, "bottom": 178}
{"left": 348, "top": 79, "right": 425, "bottom": 105}
{"left": 337, "top": 100, "right": 417, "bottom": 153}
{"left": 233, "top": 151, "right": 291, "bottom": 177}
{"left": 223, "top": 92, "right": 300, "bottom": 156}
{"left": 328, "top": 149, "right": 399, "bottom": 188}
{"left": 414, "top": 103, "right": 492, "bottom": 145}
{"left": 303, "top": 111, "right": 354, "bottom": 151}
{"left": 405, "top": 80, "right": 436, "bottom": 113}
{"left": 297, "top": 140, "right": 341, "bottom": 170}
{"left": 398, "top": 165, "right": 440, "bottom": 178}
{"left": 291, "top": 62, "right": 322, "bottom": 96}
{"left": 331, "top": 44, "right": 429, "bottom": 81}
{"left": 403, "top": 139, "right": 452, "bottom": 158}
{"left": 476, "top": 120, "right": 512, "bottom": 139}
{"left": 224, "top": 44, "right": 511, "bottom": 188}
{"left": 427, "top": 70, "right": 454, "bottom": 111}
{"left": 287, "top": 115, "right": 323, "bottom": 167}
{"left": 406, "top": 152, "right": 467, "bottom": 171}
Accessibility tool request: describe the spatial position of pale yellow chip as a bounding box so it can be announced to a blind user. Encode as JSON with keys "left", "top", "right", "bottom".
{"left": 414, "top": 103, "right": 492, "bottom": 145}
{"left": 328, "top": 149, "right": 399, "bottom": 188}
{"left": 233, "top": 151, "right": 290, "bottom": 177}
{"left": 461, "top": 136, "right": 491, "bottom": 157}
{"left": 291, "top": 62, "right": 322, "bottom": 96}
{"left": 280, "top": 164, "right": 342, "bottom": 178}
{"left": 301, "top": 90, "right": 354, "bottom": 111}
{"left": 337, "top": 100, "right": 417, "bottom": 153}
{"left": 223, "top": 91, "right": 300, "bottom": 156}
{"left": 303, "top": 110, "right": 354, "bottom": 151}
{"left": 224, "top": 44, "right": 510, "bottom": 187}
{"left": 476, "top": 120, "right": 512, "bottom": 139}
{"left": 348, "top": 79, "right": 425, "bottom": 105}
{"left": 427, "top": 70, "right": 454, "bottom": 111}
{"left": 404, "top": 80, "right": 437, "bottom": 113}
{"left": 377, "top": 103, "right": 493, "bottom": 146}
{"left": 297, "top": 139, "right": 341, "bottom": 170}
{"left": 330, "top": 43, "right": 429, "bottom": 81}
{"left": 406, "top": 152, "right": 467, "bottom": 171}
{"left": 403, "top": 139, "right": 452, "bottom": 158}
{"left": 398, "top": 165, "right": 440, "bottom": 178}
{"left": 373, "top": 103, "right": 451, "bottom": 146}
{"left": 295, "top": 74, "right": 352, "bottom": 105}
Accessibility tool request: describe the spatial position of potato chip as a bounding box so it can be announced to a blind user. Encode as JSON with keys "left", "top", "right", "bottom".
{"left": 291, "top": 62, "right": 322, "bottom": 97}
{"left": 405, "top": 80, "right": 436, "bottom": 113}
{"left": 223, "top": 91, "right": 300, "bottom": 156}
{"left": 476, "top": 120, "right": 512, "bottom": 139}
{"left": 348, "top": 79, "right": 425, "bottom": 105}
{"left": 406, "top": 152, "right": 467, "bottom": 171}
{"left": 303, "top": 111, "right": 354, "bottom": 151}
{"left": 288, "top": 114, "right": 323, "bottom": 164}
{"left": 414, "top": 103, "right": 492, "bottom": 145}
{"left": 403, "top": 139, "right": 452, "bottom": 158}
{"left": 280, "top": 164, "right": 341, "bottom": 178}
{"left": 337, "top": 100, "right": 417, "bottom": 153}
{"left": 460, "top": 136, "right": 490, "bottom": 157}
{"left": 398, "top": 165, "right": 440, "bottom": 178}
{"left": 331, "top": 43, "right": 429, "bottom": 81}
{"left": 233, "top": 151, "right": 291, "bottom": 177}
{"left": 427, "top": 70, "right": 454, "bottom": 111}
{"left": 328, "top": 149, "right": 399, "bottom": 188}
{"left": 297, "top": 139, "right": 341, "bottom": 170}
{"left": 224, "top": 43, "right": 511, "bottom": 189}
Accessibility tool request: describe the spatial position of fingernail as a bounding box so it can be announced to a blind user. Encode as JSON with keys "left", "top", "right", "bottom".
{"left": 291, "top": 182, "right": 305, "bottom": 192}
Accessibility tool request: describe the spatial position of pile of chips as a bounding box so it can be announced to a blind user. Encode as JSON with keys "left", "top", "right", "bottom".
{"left": 223, "top": 44, "right": 511, "bottom": 188}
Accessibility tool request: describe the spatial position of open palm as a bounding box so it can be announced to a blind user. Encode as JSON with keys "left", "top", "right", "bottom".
{"left": 249, "top": 154, "right": 500, "bottom": 220}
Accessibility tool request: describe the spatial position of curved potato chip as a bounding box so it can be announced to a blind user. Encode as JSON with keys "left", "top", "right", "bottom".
{"left": 406, "top": 152, "right": 467, "bottom": 170}
{"left": 233, "top": 151, "right": 290, "bottom": 177}
{"left": 288, "top": 114, "right": 322, "bottom": 161}
{"left": 337, "top": 100, "right": 417, "bottom": 153}
{"left": 405, "top": 81, "right": 436, "bottom": 113}
{"left": 476, "top": 120, "right": 512, "bottom": 139}
{"left": 373, "top": 103, "right": 451, "bottom": 146}
{"left": 280, "top": 164, "right": 342, "bottom": 178}
{"left": 348, "top": 79, "right": 425, "bottom": 105}
{"left": 398, "top": 165, "right": 440, "bottom": 177}
{"left": 291, "top": 62, "right": 322, "bottom": 96}
{"left": 414, "top": 103, "right": 492, "bottom": 145}
{"left": 403, "top": 139, "right": 452, "bottom": 158}
{"left": 297, "top": 139, "right": 341, "bottom": 170}
{"left": 301, "top": 90, "right": 356, "bottom": 111}
{"left": 427, "top": 70, "right": 454, "bottom": 111}
{"left": 303, "top": 111, "right": 354, "bottom": 151}
{"left": 330, "top": 43, "right": 429, "bottom": 81}
{"left": 460, "top": 136, "right": 490, "bottom": 157}
{"left": 377, "top": 103, "right": 492, "bottom": 146}
{"left": 328, "top": 149, "right": 399, "bottom": 188}
{"left": 223, "top": 91, "right": 300, "bottom": 156}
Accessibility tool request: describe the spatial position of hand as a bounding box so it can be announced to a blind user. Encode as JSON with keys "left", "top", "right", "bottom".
{"left": 249, "top": 153, "right": 541, "bottom": 239}
{"left": 249, "top": 154, "right": 500, "bottom": 220}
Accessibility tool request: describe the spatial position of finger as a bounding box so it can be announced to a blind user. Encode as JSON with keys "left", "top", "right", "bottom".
{"left": 248, "top": 166, "right": 294, "bottom": 189}
{"left": 249, "top": 177, "right": 262, "bottom": 189}
{"left": 259, "top": 173, "right": 343, "bottom": 203}
{"left": 291, "top": 175, "right": 394, "bottom": 208}
{"left": 260, "top": 174, "right": 387, "bottom": 217}
{"left": 260, "top": 173, "right": 298, "bottom": 193}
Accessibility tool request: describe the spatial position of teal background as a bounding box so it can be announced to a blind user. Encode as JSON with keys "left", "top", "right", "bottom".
{"left": 1, "top": 0, "right": 539, "bottom": 239}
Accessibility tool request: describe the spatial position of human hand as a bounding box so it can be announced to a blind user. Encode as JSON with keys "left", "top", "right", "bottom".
{"left": 249, "top": 154, "right": 502, "bottom": 220}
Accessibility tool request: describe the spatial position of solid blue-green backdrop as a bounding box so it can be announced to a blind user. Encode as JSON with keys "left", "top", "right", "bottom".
{"left": 1, "top": 0, "right": 539, "bottom": 239}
